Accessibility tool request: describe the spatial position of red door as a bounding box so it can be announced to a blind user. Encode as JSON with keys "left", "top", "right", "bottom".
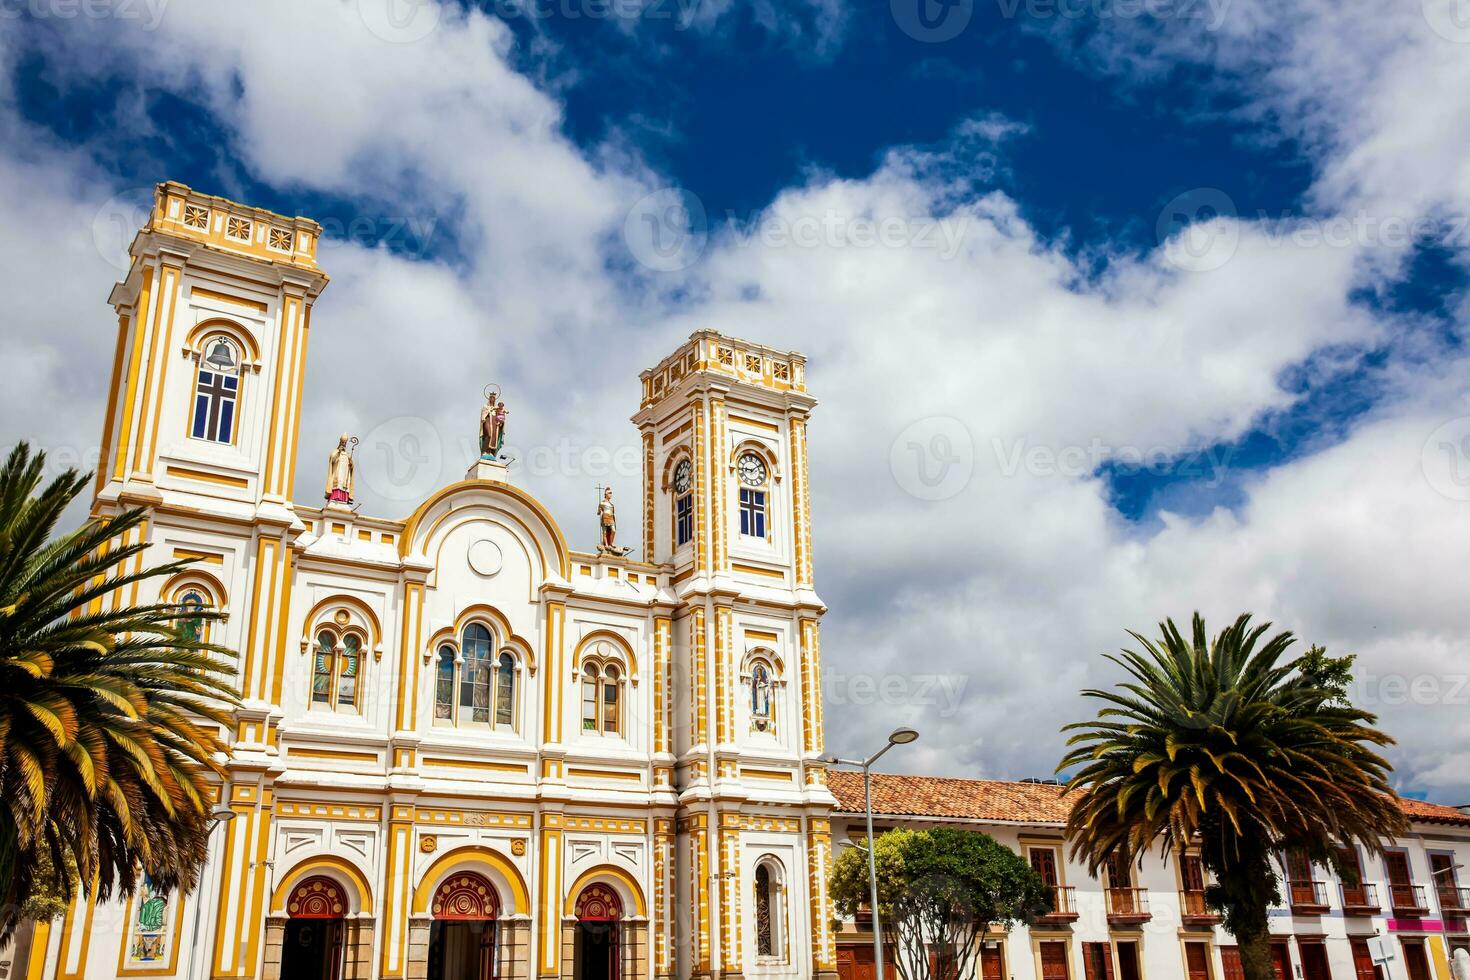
{"left": 1272, "top": 941, "right": 1294, "bottom": 980}
{"left": 1385, "top": 852, "right": 1416, "bottom": 909}
{"left": 1299, "top": 942, "right": 1333, "bottom": 980}
{"left": 1401, "top": 942, "right": 1432, "bottom": 980}
{"left": 1083, "top": 943, "right": 1115, "bottom": 980}
{"left": 1116, "top": 942, "right": 1142, "bottom": 980}
{"left": 981, "top": 943, "right": 1006, "bottom": 980}
{"left": 1350, "top": 939, "right": 1383, "bottom": 980}
{"left": 1041, "top": 941, "right": 1071, "bottom": 980}
{"left": 1339, "top": 848, "right": 1368, "bottom": 907}
{"left": 1220, "top": 947, "right": 1244, "bottom": 980}
{"left": 1185, "top": 942, "right": 1211, "bottom": 980}
{"left": 837, "top": 945, "right": 876, "bottom": 980}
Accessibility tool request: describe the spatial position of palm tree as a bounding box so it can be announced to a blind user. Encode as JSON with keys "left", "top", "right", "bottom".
{"left": 0, "top": 443, "right": 238, "bottom": 940}
{"left": 1059, "top": 613, "right": 1406, "bottom": 980}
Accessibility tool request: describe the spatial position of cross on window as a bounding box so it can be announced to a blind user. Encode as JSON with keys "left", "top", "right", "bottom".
{"left": 191, "top": 367, "right": 238, "bottom": 443}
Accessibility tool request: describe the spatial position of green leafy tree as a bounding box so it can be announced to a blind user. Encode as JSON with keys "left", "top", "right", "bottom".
{"left": 1060, "top": 613, "right": 1406, "bottom": 980}
{"left": 831, "top": 828, "right": 1051, "bottom": 980}
{"left": 0, "top": 444, "right": 238, "bottom": 939}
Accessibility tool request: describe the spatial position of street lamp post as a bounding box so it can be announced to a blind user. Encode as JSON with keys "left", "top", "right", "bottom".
{"left": 823, "top": 726, "right": 919, "bottom": 980}
{"left": 186, "top": 807, "right": 236, "bottom": 980}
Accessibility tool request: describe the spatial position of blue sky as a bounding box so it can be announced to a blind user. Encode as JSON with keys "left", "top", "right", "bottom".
{"left": 1, "top": 0, "right": 1468, "bottom": 798}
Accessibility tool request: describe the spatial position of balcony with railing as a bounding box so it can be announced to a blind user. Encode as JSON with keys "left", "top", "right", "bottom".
{"left": 1389, "top": 883, "right": 1430, "bottom": 915}
{"left": 1037, "top": 885, "right": 1079, "bottom": 923}
{"left": 1339, "top": 881, "right": 1381, "bottom": 916}
{"left": 1288, "top": 880, "right": 1332, "bottom": 915}
{"left": 1437, "top": 886, "right": 1470, "bottom": 914}
{"left": 1105, "top": 887, "right": 1152, "bottom": 926}
{"left": 1180, "top": 888, "right": 1222, "bottom": 927}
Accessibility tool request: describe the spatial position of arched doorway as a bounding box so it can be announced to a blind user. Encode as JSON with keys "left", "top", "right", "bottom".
{"left": 281, "top": 876, "right": 347, "bottom": 980}
{"left": 427, "top": 872, "right": 499, "bottom": 980}
{"left": 574, "top": 884, "right": 623, "bottom": 980}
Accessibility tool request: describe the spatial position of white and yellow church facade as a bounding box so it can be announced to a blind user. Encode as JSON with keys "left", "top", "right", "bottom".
{"left": 20, "top": 182, "right": 839, "bottom": 980}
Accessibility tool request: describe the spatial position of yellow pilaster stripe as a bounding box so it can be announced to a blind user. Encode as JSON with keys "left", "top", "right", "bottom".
{"left": 262, "top": 296, "right": 299, "bottom": 498}
{"left": 541, "top": 601, "right": 565, "bottom": 745}
{"left": 381, "top": 805, "right": 414, "bottom": 977}
{"left": 112, "top": 262, "right": 155, "bottom": 481}
{"left": 140, "top": 261, "right": 183, "bottom": 475}
{"left": 23, "top": 919, "right": 50, "bottom": 980}
{"left": 691, "top": 610, "right": 708, "bottom": 750}
{"left": 239, "top": 787, "right": 273, "bottom": 975}
{"left": 654, "top": 616, "right": 671, "bottom": 756}
{"left": 807, "top": 818, "right": 837, "bottom": 974}
{"left": 395, "top": 583, "right": 424, "bottom": 734}
{"left": 95, "top": 314, "right": 130, "bottom": 494}
{"left": 240, "top": 536, "right": 278, "bottom": 702}
{"left": 539, "top": 814, "right": 564, "bottom": 976}
{"left": 283, "top": 304, "right": 313, "bottom": 495}
{"left": 691, "top": 814, "right": 711, "bottom": 974}
{"left": 267, "top": 545, "right": 295, "bottom": 707}
{"left": 654, "top": 818, "right": 674, "bottom": 978}
{"left": 1429, "top": 936, "right": 1452, "bottom": 980}
{"left": 719, "top": 813, "right": 742, "bottom": 976}
{"left": 800, "top": 620, "right": 825, "bottom": 756}
{"left": 790, "top": 416, "right": 814, "bottom": 585}
{"left": 714, "top": 605, "right": 732, "bottom": 746}
{"left": 642, "top": 429, "right": 655, "bottom": 559}
{"left": 694, "top": 404, "right": 708, "bottom": 575}
{"left": 710, "top": 397, "right": 727, "bottom": 571}
{"left": 210, "top": 790, "right": 248, "bottom": 976}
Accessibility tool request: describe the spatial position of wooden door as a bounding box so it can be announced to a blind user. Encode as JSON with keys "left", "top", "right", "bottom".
{"left": 1184, "top": 942, "right": 1212, "bottom": 980}
{"left": 1219, "top": 946, "right": 1244, "bottom": 980}
{"left": 1083, "top": 943, "right": 1114, "bottom": 980}
{"left": 1385, "top": 852, "right": 1416, "bottom": 909}
{"left": 1430, "top": 853, "right": 1459, "bottom": 907}
{"left": 1401, "top": 941, "right": 1432, "bottom": 980}
{"left": 1116, "top": 942, "right": 1142, "bottom": 980}
{"left": 1041, "top": 941, "right": 1071, "bottom": 980}
{"left": 837, "top": 945, "right": 877, "bottom": 980}
{"left": 1299, "top": 943, "right": 1332, "bottom": 980}
{"left": 1106, "top": 853, "right": 1133, "bottom": 888}
{"left": 1350, "top": 939, "right": 1383, "bottom": 980}
{"left": 1031, "top": 848, "right": 1060, "bottom": 886}
{"left": 981, "top": 943, "right": 1006, "bottom": 980}
{"left": 1339, "top": 847, "right": 1368, "bottom": 906}
{"left": 1272, "top": 941, "right": 1293, "bottom": 980}
{"left": 1286, "top": 852, "right": 1318, "bottom": 906}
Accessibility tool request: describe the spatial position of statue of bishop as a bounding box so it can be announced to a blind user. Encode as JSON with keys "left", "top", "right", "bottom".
{"left": 325, "top": 434, "right": 355, "bottom": 505}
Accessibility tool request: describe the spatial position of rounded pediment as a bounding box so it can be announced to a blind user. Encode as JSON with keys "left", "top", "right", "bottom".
{"left": 399, "top": 479, "right": 570, "bottom": 587}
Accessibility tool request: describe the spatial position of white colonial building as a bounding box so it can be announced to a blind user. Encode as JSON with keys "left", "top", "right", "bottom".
{"left": 10, "top": 182, "right": 841, "bottom": 980}
{"left": 826, "top": 773, "right": 1470, "bottom": 980}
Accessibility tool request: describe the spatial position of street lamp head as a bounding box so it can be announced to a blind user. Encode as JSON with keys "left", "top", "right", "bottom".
{"left": 209, "top": 807, "right": 236, "bottom": 823}
{"left": 887, "top": 727, "right": 919, "bottom": 746}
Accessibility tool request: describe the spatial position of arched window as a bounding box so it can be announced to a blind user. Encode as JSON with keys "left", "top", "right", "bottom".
{"left": 434, "top": 645, "right": 455, "bottom": 721}
{"left": 434, "top": 624, "right": 518, "bottom": 731}
{"left": 460, "top": 623, "right": 493, "bottom": 725}
{"left": 189, "top": 337, "right": 241, "bottom": 444}
{"left": 580, "top": 658, "right": 625, "bottom": 736}
{"left": 310, "top": 628, "right": 363, "bottom": 714}
{"left": 737, "top": 451, "right": 769, "bottom": 539}
{"left": 751, "top": 662, "right": 773, "bottom": 732}
{"left": 753, "top": 860, "right": 785, "bottom": 961}
{"left": 671, "top": 456, "right": 693, "bottom": 548}
{"left": 496, "top": 652, "right": 515, "bottom": 728}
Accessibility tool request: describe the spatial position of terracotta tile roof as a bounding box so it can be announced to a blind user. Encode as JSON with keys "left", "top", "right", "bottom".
{"left": 1396, "top": 797, "right": 1470, "bottom": 827}
{"left": 826, "top": 771, "right": 1072, "bottom": 825}
{"left": 827, "top": 772, "right": 1470, "bottom": 829}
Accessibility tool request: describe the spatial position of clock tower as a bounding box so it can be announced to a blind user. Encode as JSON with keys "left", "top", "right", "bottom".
{"left": 634, "top": 331, "right": 836, "bottom": 980}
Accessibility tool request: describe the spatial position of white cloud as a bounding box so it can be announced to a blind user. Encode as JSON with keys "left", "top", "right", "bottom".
{"left": 1, "top": 0, "right": 1466, "bottom": 801}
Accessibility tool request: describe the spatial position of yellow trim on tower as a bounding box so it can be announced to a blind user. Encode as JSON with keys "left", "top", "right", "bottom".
{"left": 269, "top": 854, "right": 374, "bottom": 913}
{"left": 562, "top": 864, "right": 649, "bottom": 917}
{"left": 411, "top": 845, "right": 530, "bottom": 915}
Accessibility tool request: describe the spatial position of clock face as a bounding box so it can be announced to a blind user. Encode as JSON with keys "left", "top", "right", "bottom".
{"left": 737, "top": 452, "right": 767, "bottom": 487}
{"left": 673, "top": 458, "right": 692, "bottom": 494}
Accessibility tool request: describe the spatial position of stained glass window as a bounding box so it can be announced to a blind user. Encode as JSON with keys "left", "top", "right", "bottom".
{"left": 602, "top": 665, "right": 621, "bottom": 734}
{"left": 495, "top": 652, "right": 515, "bottom": 727}
{"left": 434, "top": 646, "right": 455, "bottom": 721}
{"left": 582, "top": 665, "right": 600, "bottom": 731}
{"left": 337, "top": 634, "right": 360, "bottom": 707}
{"left": 311, "top": 630, "right": 334, "bottom": 704}
{"left": 460, "top": 623, "right": 493, "bottom": 724}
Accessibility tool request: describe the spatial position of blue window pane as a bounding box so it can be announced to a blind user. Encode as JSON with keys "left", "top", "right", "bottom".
{"left": 192, "top": 394, "right": 209, "bottom": 438}
{"left": 223, "top": 375, "right": 238, "bottom": 391}
{"left": 217, "top": 399, "right": 234, "bottom": 443}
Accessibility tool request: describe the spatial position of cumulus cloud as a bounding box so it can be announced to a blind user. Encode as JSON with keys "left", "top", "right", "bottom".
{"left": 0, "top": 0, "right": 1466, "bottom": 799}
